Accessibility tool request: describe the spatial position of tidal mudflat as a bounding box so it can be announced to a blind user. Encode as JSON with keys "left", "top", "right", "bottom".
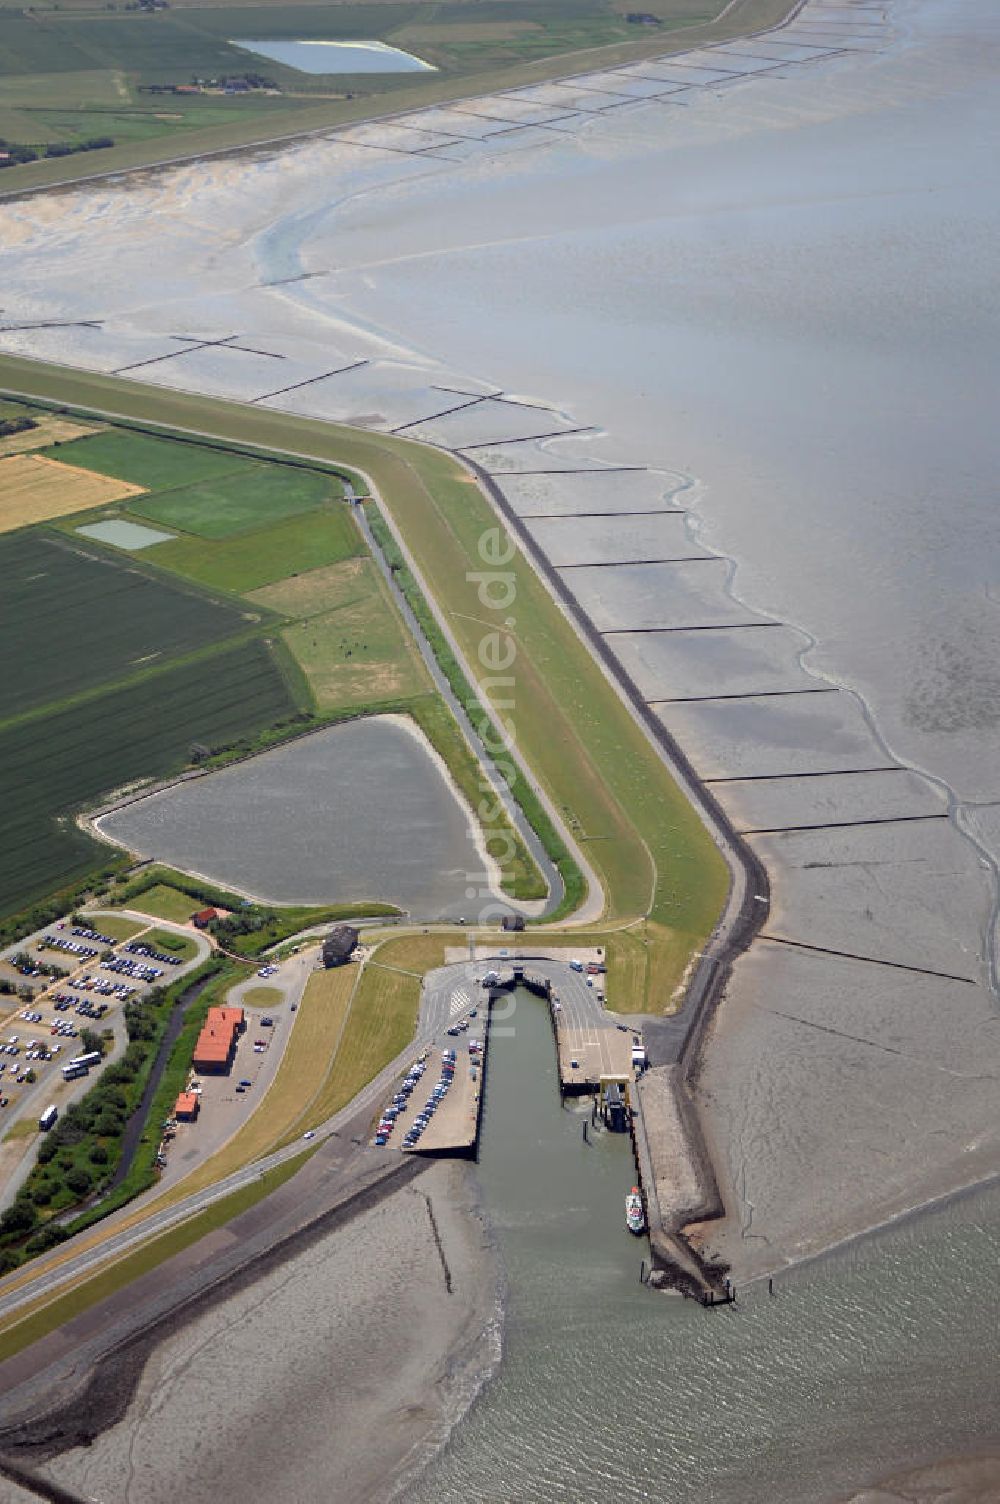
{"left": 3, "top": 0, "right": 996, "bottom": 1276}
{"left": 96, "top": 717, "right": 499, "bottom": 916}
{"left": 44, "top": 1163, "right": 497, "bottom": 1504}
{"left": 2, "top": 0, "right": 999, "bottom": 1493}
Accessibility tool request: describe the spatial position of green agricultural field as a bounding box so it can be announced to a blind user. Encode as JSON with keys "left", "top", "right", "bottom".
{"left": 0, "top": 0, "right": 795, "bottom": 192}
{"left": 1, "top": 530, "right": 257, "bottom": 719}
{"left": 0, "top": 358, "right": 732, "bottom": 1004}
{"left": 247, "top": 554, "right": 371, "bottom": 619}
{"left": 128, "top": 463, "right": 343, "bottom": 539}
{"left": 43, "top": 428, "right": 253, "bottom": 491}
{"left": 279, "top": 557, "right": 429, "bottom": 709}
{"left": 146, "top": 506, "right": 364, "bottom": 594}
{"left": 0, "top": 638, "right": 297, "bottom": 917}
{"left": 0, "top": 70, "right": 130, "bottom": 108}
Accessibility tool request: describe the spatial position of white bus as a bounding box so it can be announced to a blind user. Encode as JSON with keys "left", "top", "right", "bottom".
{"left": 66, "top": 1050, "right": 102, "bottom": 1072}
{"left": 38, "top": 1104, "right": 58, "bottom": 1132}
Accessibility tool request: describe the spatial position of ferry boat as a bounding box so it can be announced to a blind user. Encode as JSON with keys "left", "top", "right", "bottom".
{"left": 625, "top": 1186, "right": 646, "bottom": 1235}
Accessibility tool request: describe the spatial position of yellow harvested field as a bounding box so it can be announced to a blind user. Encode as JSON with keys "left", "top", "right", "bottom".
{"left": 0, "top": 452, "right": 145, "bottom": 532}
{"left": 0, "top": 415, "right": 102, "bottom": 458}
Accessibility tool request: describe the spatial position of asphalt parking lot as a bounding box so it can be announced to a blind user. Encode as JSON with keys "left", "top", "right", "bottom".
{"left": 370, "top": 965, "right": 489, "bottom": 1155}
{"left": 159, "top": 948, "right": 319, "bottom": 1187}
{"left": 0, "top": 912, "right": 211, "bottom": 1205}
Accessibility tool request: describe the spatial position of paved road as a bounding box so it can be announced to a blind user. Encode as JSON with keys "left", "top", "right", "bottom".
{"left": 0, "top": 953, "right": 642, "bottom": 1422}
{"left": 0, "top": 955, "right": 488, "bottom": 1328}
{"left": 355, "top": 504, "right": 563, "bottom": 921}
{"left": 365, "top": 483, "right": 606, "bottom": 926}
{"left": 157, "top": 948, "right": 319, "bottom": 1193}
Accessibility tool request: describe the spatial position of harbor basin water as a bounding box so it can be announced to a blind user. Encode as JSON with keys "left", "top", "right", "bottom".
{"left": 409, "top": 986, "right": 1000, "bottom": 1504}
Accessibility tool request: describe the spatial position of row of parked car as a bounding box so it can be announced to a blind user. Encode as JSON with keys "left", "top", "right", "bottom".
{"left": 54, "top": 977, "right": 129, "bottom": 1004}
{"left": 103, "top": 956, "right": 163, "bottom": 982}
{"left": 43, "top": 935, "right": 98, "bottom": 960}
{"left": 447, "top": 1006, "right": 478, "bottom": 1037}
{"left": 374, "top": 1048, "right": 459, "bottom": 1147}
{"left": 125, "top": 940, "right": 183, "bottom": 967}
{"left": 2, "top": 1036, "right": 54, "bottom": 1062}
{"left": 72, "top": 926, "right": 117, "bottom": 947}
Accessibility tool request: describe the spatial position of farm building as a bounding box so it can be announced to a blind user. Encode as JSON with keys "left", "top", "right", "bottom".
{"left": 192, "top": 907, "right": 218, "bottom": 929}
{"left": 192, "top": 1004, "right": 245, "bottom": 1073}
{"left": 174, "top": 1091, "right": 200, "bottom": 1121}
{"left": 322, "top": 925, "right": 359, "bottom": 968}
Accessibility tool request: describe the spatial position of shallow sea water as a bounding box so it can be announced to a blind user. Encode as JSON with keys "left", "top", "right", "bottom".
{"left": 409, "top": 990, "right": 1000, "bottom": 1504}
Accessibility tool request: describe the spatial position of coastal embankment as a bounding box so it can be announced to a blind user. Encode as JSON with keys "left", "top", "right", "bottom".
{"left": 631, "top": 1066, "right": 726, "bottom": 1298}
{"left": 3, "top": 1161, "right": 498, "bottom": 1504}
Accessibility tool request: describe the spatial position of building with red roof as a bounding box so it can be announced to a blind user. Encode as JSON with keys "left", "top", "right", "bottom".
{"left": 192, "top": 1004, "right": 245, "bottom": 1073}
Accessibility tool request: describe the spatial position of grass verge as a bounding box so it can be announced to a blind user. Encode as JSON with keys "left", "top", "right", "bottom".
{"left": 290, "top": 957, "right": 420, "bottom": 1134}
{"left": 110, "top": 867, "right": 399, "bottom": 956}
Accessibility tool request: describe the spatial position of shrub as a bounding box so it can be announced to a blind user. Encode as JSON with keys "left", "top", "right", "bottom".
{"left": 25, "top": 1225, "right": 69, "bottom": 1254}
{"left": 64, "top": 1166, "right": 92, "bottom": 1196}
{"left": 0, "top": 1199, "right": 37, "bottom": 1236}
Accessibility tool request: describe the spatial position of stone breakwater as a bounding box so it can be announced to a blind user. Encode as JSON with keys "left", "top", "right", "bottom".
{"left": 631, "top": 1066, "right": 728, "bottom": 1300}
